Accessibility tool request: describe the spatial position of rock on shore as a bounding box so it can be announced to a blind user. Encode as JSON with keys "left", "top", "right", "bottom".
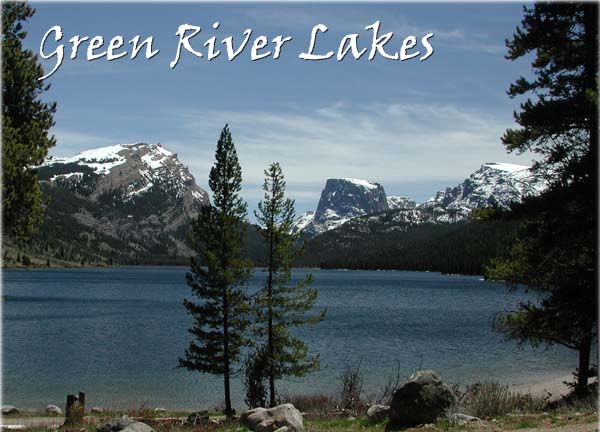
{"left": 388, "top": 370, "right": 455, "bottom": 428}
{"left": 241, "top": 404, "right": 303, "bottom": 432}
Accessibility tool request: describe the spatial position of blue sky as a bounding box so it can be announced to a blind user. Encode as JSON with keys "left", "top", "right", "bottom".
{"left": 26, "top": 2, "right": 535, "bottom": 216}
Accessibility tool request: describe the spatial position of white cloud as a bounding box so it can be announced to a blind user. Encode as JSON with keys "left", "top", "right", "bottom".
{"left": 174, "top": 101, "right": 534, "bottom": 201}
{"left": 48, "top": 101, "right": 535, "bottom": 213}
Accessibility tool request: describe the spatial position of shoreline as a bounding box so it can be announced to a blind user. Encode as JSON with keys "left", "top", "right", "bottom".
{"left": 509, "top": 374, "right": 598, "bottom": 402}
{"left": 4, "top": 373, "right": 590, "bottom": 413}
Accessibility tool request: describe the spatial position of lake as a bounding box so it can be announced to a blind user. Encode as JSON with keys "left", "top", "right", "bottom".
{"left": 2, "top": 267, "right": 577, "bottom": 411}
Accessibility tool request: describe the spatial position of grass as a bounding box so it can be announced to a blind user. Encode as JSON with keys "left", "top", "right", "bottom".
{"left": 456, "top": 381, "right": 547, "bottom": 419}
{"left": 9, "top": 409, "right": 598, "bottom": 432}
{"left": 5, "top": 381, "right": 597, "bottom": 432}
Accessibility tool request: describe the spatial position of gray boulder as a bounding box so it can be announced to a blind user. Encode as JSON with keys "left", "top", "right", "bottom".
{"left": 1, "top": 405, "right": 19, "bottom": 415}
{"left": 91, "top": 407, "right": 104, "bottom": 414}
{"left": 388, "top": 370, "right": 455, "bottom": 428}
{"left": 46, "top": 404, "right": 63, "bottom": 415}
{"left": 97, "top": 417, "right": 154, "bottom": 432}
{"left": 241, "top": 404, "right": 303, "bottom": 432}
{"left": 366, "top": 404, "right": 389, "bottom": 423}
{"left": 120, "top": 423, "right": 154, "bottom": 432}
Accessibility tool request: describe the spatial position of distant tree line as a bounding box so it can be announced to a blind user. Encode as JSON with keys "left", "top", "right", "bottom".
{"left": 298, "top": 219, "right": 518, "bottom": 276}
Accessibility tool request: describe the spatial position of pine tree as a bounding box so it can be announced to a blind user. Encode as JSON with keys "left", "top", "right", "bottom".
{"left": 179, "top": 125, "right": 252, "bottom": 417}
{"left": 2, "top": 3, "right": 56, "bottom": 239}
{"left": 253, "top": 162, "right": 325, "bottom": 406}
{"left": 487, "top": 3, "right": 597, "bottom": 395}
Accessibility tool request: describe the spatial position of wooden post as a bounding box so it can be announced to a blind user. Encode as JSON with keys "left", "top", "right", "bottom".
{"left": 65, "top": 394, "right": 78, "bottom": 424}
{"left": 78, "top": 392, "right": 86, "bottom": 412}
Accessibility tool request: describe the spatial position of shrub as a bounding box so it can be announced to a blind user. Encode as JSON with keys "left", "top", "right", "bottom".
{"left": 366, "top": 360, "right": 402, "bottom": 405}
{"left": 286, "top": 394, "right": 335, "bottom": 414}
{"left": 338, "top": 360, "right": 366, "bottom": 414}
{"left": 459, "top": 381, "right": 545, "bottom": 419}
{"left": 244, "top": 349, "right": 268, "bottom": 409}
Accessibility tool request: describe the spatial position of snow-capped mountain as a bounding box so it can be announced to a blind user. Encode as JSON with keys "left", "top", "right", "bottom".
{"left": 43, "top": 143, "right": 208, "bottom": 207}
{"left": 387, "top": 196, "right": 417, "bottom": 210}
{"left": 296, "top": 162, "right": 545, "bottom": 238}
{"left": 300, "top": 178, "right": 389, "bottom": 237}
{"left": 416, "top": 162, "right": 545, "bottom": 222}
{"left": 38, "top": 143, "right": 209, "bottom": 256}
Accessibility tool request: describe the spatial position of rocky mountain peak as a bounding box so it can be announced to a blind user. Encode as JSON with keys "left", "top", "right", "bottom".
{"left": 38, "top": 143, "right": 209, "bottom": 257}
{"left": 302, "top": 178, "right": 389, "bottom": 237}
{"left": 296, "top": 162, "right": 546, "bottom": 237}
{"left": 418, "top": 162, "right": 545, "bottom": 221}
{"left": 42, "top": 143, "right": 209, "bottom": 206}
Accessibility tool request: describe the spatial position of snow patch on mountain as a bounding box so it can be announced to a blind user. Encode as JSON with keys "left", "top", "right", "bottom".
{"left": 294, "top": 211, "right": 315, "bottom": 232}
{"left": 45, "top": 144, "right": 130, "bottom": 174}
{"left": 340, "top": 178, "right": 379, "bottom": 190}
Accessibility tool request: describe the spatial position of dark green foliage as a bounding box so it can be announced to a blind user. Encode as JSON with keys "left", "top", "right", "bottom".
{"left": 300, "top": 212, "right": 517, "bottom": 275}
{"left": 502, "top": 3, "right": 597, "bottom": 190}
{"left": 487, "top": 3, "right": 598, "bottom": 395}
{"left": 96, "top": 182, "right": 175, "bottom": 220}
{"left": 179, "top": 125, "right": 253, "bottom": 417}
{"left": 37, "top": 163, "right": 100, "bottom": 196}
{"left": 2, "top": 2, "right": 56, "bottom": 239}
{"left": 254, "top": 162, "right": 325, "bottom": 406}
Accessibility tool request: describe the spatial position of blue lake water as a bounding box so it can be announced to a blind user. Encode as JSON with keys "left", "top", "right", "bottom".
{"left": 2, "top": 267, "right": 577, "bottom": 411}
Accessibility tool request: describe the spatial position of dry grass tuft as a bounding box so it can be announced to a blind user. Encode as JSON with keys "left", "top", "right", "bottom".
{"left": 458, "top": 381, "right": 546, "bottom": 419}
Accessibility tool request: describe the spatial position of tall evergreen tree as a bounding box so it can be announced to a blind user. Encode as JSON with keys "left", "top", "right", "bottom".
{"left": 487, "top": 3, "right": 598, "bottom": 395}
{"left": 179, "top": 125, "right": 252, "bottom": 417}
{"left": 253, "top": 162, "right": 325, "bottom": 407}
{"left": 2, "top": 2, "right": 56, "bottom": 239}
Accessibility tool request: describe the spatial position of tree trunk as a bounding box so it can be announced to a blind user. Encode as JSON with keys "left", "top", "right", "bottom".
{"left": 576, "top": 333, "right": 592, "bottom": 395}
{"left": 223, "top": 280, "right": 232, "bottom": 417}
{"left": 580, "top": 3, "right": 598, "bottom": 398}
{"left": 268, "top": 195, "right": 276, "bottom": 408}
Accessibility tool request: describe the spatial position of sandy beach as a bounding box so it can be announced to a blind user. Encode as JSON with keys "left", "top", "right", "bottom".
{"left": 510, "top": 374, "right": 598, "bottom": 402}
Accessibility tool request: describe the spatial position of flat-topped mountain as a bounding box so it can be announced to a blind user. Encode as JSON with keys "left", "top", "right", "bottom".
{"left": 300, "top": 178, "right": 389, "bottom": 237}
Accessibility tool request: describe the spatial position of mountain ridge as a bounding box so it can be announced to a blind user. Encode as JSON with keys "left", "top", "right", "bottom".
{"left": 296, "top": 161, "right": 545, "bottom": 237}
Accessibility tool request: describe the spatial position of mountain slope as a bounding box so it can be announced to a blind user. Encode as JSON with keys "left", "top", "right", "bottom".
{"left": 30, "top": 143, "right": 210, "bottom": 263}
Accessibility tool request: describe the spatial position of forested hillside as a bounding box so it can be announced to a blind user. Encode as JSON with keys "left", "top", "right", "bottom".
{"left": 297, "top": 215, "right": 518, "bottom": 275}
